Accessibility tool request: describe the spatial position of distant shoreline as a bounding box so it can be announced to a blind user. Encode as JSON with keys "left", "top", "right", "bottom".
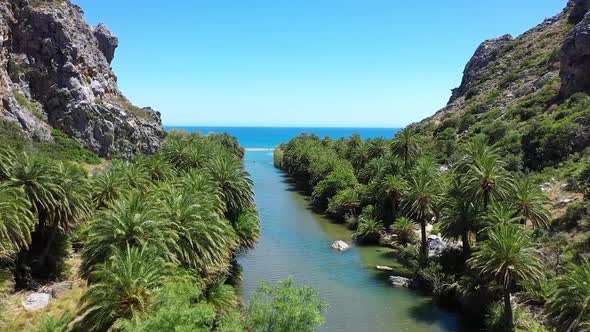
{"left": 245, "top": 148, "right": 275, "bottom": 151}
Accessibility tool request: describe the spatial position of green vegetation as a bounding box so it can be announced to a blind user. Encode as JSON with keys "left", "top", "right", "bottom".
{"left": 0, "top": 120, "right": 101, "bottom": 165}
{"left": 0, "top": 128, "right": 325, "bottom": 332}
{"left": 274, "top": 127, "right": 587, "bottom": 331}
{"left": 245, "top": 278, "right": 327, "bottom": 332}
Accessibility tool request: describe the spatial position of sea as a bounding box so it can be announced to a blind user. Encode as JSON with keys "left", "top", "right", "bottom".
{"left": 164, "top": 126, "right": 400, "bottom": 148}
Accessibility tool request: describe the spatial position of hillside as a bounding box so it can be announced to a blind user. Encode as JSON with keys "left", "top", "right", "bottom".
{"left": 0, "top": 0, "right": 164, "bottom": 158}
{"left": 412, "top": 0, "right": 590, "bottom": 176}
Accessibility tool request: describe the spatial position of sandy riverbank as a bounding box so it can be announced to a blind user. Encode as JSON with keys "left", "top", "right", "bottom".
{"left": 245, "top": 148, "right": 275, "bottom": 151}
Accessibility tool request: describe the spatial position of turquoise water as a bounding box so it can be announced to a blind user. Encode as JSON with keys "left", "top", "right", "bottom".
{"left": 164, "top": 126, "right": 399, "bottom": 148}
{"left": 169, "top": 127, "right": 465, "bottom": 331}
{"left": 239, "top": 150, "right": 465, "bottom": 332}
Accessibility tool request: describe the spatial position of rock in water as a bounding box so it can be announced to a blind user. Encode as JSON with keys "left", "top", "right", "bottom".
{"left": 389, "top": 276, "right": 412, "bottom": 288}
{"left": 22, "top": 293, "right": 51, "bottom": 311}
{"left": 331, "top": 240, "right": 350, "bottom": 251}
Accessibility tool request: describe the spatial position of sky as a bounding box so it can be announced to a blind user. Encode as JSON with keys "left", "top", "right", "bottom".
{"left": 75, "top": 0, "right": 565, "bottom": 127}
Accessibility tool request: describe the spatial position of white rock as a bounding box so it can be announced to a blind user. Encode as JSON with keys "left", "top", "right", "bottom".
{"left": 427, "top": 235, "right": 447, "bottom": 257}
{"left": 558, "top": 198, "right": 577, "bottom": 207}
{"left": 376, "top": 265, "right": 394, "bottom": 271}
{"left": 331, "top": 240, "right": 350, "bottom": 251}
{"left": 22, "top": 293, "right": 51, "bottom": 311}
{"left": 389, "top": 276, "right": 412, "bottom": 288}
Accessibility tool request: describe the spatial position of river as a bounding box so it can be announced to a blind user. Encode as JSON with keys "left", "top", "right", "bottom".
{"left": 239, "top": 150, "right": 466, "bottom": 332}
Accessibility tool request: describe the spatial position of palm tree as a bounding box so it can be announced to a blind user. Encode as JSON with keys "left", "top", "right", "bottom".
{"left": 0, "top": 184, "right": 34, "bottom": 258}
{"left": 367, "top": 138, "right": 389, "bottom": 159}
{"left": 90, "top": 170, "right": 127, "bottom": 209}
{"left": 81, "top": 193, "right": 175, "bottom": 277}
{"left": 161, "top": 138, "right": 208, "bottom": 171}
{"left": 379, "top": 175, "right": 408, "bottom": 219}
{"left": 352, "top": 218, "right": 385, "bottom": 244}
{"left": 439, "top": 197, "right": 479, "bottom": 257}
{"left": 178, "top": 169, "right": 226, "bottom": 217}
{"left": 463, "top": 154, "right": 512, "bottom": 210}
{"left": 455, "top": 136, "right": 499, "bottom": 174}
{"left": 390, "top": 217, "right": 416, "bottom": 246}
{"left": 485, "top": 204, "right": 520, "bottom": 226}
{"left": 136, "top": 154, "right": 176, "bottom": 182}
{"left": 233, "top": 209, "right": 261, "bottom": 250}
{"left": 0, "top": 146, "right": 16, "bottom": 180}
{"left": 6, "top": 154, "right": 68, "bottom": 284}
{"left": 359, "top": 158, "right": 387, "bottom": 183}
{"left": 206, "top": 156, "right": 254, "bottom": 221}
{"left": 468, "top": 223, "right": 543, "bottom": 331}
{"left": 350, "top": 143, "right": 370, "bottom": 172}
{"left": 546, "top": 261, "right": 590, "bottom": 332}
{"left": 7, "top": 154, "right": 63, "bottom": 225}
{"left": 391, "top": 128, "right": 421, "bottom": 167}
{"left": 327, "top": 187, "right": 361, "bottom": 218}
{"left": 156, "top": 185, "right": 238, "bottom": 274}
{"left": 404, "top": 164, "right": 442, "bottom": 261}
{"left": 35, "top": 163, "right": 91, "bottom": 272}
{"left": 77, "top": 246, "right": 167, "bottom": 332}
{"left": 510, "top": 176, "right": 550, "bottom": 229}
{"left": 204, "top": 278, "right": 239, "bottom": 315}
{"left": 111, "top": 161, "right": 152, "bottom": 192}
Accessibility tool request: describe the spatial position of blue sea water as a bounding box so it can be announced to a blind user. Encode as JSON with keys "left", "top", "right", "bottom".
{"left": 164, "top": 126, "right": 400, "bottom": 148}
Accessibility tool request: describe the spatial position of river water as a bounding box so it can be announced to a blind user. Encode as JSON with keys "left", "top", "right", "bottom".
{"left": 239, "top": 150, "right": 466, "bottom": 332}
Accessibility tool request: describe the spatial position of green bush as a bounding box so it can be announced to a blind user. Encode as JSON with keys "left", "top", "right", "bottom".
{"left": 36, "top": 130, "right": 101, "bottom": 164}
{"left": 245, "top": 278, "right": 327, "bottom": 332}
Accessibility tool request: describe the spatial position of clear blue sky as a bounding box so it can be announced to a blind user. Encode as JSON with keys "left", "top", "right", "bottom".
{"left": 75, "top": 0, "right": 565, "bottom": 127}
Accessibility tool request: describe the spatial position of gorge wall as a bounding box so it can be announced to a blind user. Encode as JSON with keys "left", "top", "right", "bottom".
{"left": 0, "top": 0, "right": 164, "bottom": 158}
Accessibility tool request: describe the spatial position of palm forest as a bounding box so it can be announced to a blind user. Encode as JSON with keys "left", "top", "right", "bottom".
{"left": 0, "top": 125, "right": 325, "bottom": 332}
{"left": 273, "top": 129, "right": 590, "bottom": 332}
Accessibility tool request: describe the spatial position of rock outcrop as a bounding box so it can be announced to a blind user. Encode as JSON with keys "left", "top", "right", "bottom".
{"left": 560, "top": 8, "right": 590, "bottom": 97}
{"left": 449, "top": 34, "right": 513, "bottom": 103}
{"left": 411, "top": 1, "right": 576, "bottom": 130}
{"left": 0, "top": 0, "right": 164, "bottom": 158}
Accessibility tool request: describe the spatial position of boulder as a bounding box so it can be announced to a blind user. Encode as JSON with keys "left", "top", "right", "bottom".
{"left": 331, "top": 240, "right": 350, "bottom": 251}
{"left": 427, "top": 235, "right": 447, "bottom": 257}
{"left": 49, "top": 281, "right": 73, "bottom": 298}
{"left": 389, "top": 276, "right": 412, "bottom": 288}
{"left": 22, "top": 293, "right": 51, "bottom": 311}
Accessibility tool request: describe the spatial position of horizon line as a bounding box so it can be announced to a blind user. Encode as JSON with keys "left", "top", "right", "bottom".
{"left": 164, "top": 125, "right": 405, "bottom": 129}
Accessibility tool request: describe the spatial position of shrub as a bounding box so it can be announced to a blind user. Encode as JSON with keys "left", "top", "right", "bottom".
{"left": 245, "top": 278, "right": 327, "bottom": 332}
{"left": 352, "top": 218, "right": 385, "bottom": 244}
{"left": 390, "top": 217, "right": 416, "bottom": 246}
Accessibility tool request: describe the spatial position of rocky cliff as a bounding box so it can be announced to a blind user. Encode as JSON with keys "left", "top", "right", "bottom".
{"left": 413, "top": 0, "right": 590, "bottom": 172}
{"left": 0, "top": 0, "right": 164, "bottom": 158}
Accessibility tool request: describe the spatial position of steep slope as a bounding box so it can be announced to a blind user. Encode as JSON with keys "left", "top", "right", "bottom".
{"left": 413, "top": 0, "right": 590, "bottom": 174}
{"left": 0, "top": 0, "right": 164, "bottom": 158}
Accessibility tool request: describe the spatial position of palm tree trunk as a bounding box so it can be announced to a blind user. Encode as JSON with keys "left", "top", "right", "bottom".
{"left": 461, "top": 231, "right": 471, "bottom": 257}
{"left": 420, "top": 219, "right": 428, "bottom": 265}
{"left": 36, "top": 227, "right": 57, "bottom": 270}
{"left": 503, "top": 289, "right": 514, "bottom": 331}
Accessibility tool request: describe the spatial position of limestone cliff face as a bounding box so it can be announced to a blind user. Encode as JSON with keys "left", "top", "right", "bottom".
{"left": 560, "top": 0, "right": 590, "bottom": 97}
{"left": 413, "top": 0, "right": 590, "bottom": 129}
{"left": 0, "top": 0, "right": 164, "bottom": 158}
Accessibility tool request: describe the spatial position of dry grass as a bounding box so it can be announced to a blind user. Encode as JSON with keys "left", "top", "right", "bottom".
{"left": 0, "top": 257, "right": 87, "bottom": 332}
